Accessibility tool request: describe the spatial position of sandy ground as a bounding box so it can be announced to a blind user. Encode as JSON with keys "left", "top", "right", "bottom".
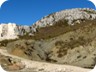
{"left": 0, "top": 49, "right": 91, "bottom": 72}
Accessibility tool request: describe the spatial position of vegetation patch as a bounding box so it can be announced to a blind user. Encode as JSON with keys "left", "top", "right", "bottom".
{"left": 0, "top": 39, "right": 18, "bottom": 47}
{"left": 55, "top": 36, "right": 92, "bottom": 57}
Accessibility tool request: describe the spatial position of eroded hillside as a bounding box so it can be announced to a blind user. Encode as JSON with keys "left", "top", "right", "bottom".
{"left": 0, "top": 19, "right": 95, "bottom": 69}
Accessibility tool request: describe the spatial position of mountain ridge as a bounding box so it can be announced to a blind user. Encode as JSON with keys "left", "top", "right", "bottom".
{"left": 0, "top": 8, "right": 96, "bottom": 40}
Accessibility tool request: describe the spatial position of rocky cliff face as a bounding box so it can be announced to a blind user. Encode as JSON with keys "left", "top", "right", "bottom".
{"left": 0, "top": 23, "right": 35, "bottom": 41}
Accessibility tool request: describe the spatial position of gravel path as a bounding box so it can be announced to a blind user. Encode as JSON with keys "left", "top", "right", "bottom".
{"left": 0, "top": 49, "right": 91, "bottom": 72}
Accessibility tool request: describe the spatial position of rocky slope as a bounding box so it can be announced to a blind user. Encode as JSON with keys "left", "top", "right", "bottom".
{"left": 0, "top": 8, "right": 96, "bottom": 71}
{"left": 5, "top": 19, "right": 96, "bottom": 69}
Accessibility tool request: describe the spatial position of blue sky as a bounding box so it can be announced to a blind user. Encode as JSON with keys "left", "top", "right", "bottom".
{"left": 0, "top": 0, "right": 95, "bottom": 25}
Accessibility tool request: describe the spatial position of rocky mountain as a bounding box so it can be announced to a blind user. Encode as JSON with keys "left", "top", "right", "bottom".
{"left": 0, "top": 8, "right": 96, "bottom": 41}
{"left": 0, "top": 8, "right": 96, "bottom": 71}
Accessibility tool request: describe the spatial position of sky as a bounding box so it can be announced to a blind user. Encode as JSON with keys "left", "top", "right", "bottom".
{"left": 0, "top": 0, "right": 95, "bottom": 25}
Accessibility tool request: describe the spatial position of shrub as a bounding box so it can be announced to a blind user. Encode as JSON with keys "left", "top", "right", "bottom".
{"left": 0, "top": 39, "right": 18, "bottom": 47}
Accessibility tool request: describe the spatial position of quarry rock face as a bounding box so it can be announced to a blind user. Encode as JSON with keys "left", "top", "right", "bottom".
{"left": 0, "top": 23, "right": 18, "bottom": 40}
{"left": 0, "top": 23, "right": 34, "bottom": 41}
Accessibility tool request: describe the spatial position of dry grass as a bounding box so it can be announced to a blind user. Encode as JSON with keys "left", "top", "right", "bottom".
{"left": 19, "top": 19, "right": 96, "bottom": 40}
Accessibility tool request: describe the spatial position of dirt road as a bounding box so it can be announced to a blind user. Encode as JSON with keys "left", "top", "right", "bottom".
{"left": 0, "top": 49, "right": 91, "bottom": 72}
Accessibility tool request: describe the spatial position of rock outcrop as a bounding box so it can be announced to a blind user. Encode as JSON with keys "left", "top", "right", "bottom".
{"left": 0, "top": 23, "right": 34, "bottom": 41}
{"left": 32, "top": 8, "right": 96, "bottom": 28}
